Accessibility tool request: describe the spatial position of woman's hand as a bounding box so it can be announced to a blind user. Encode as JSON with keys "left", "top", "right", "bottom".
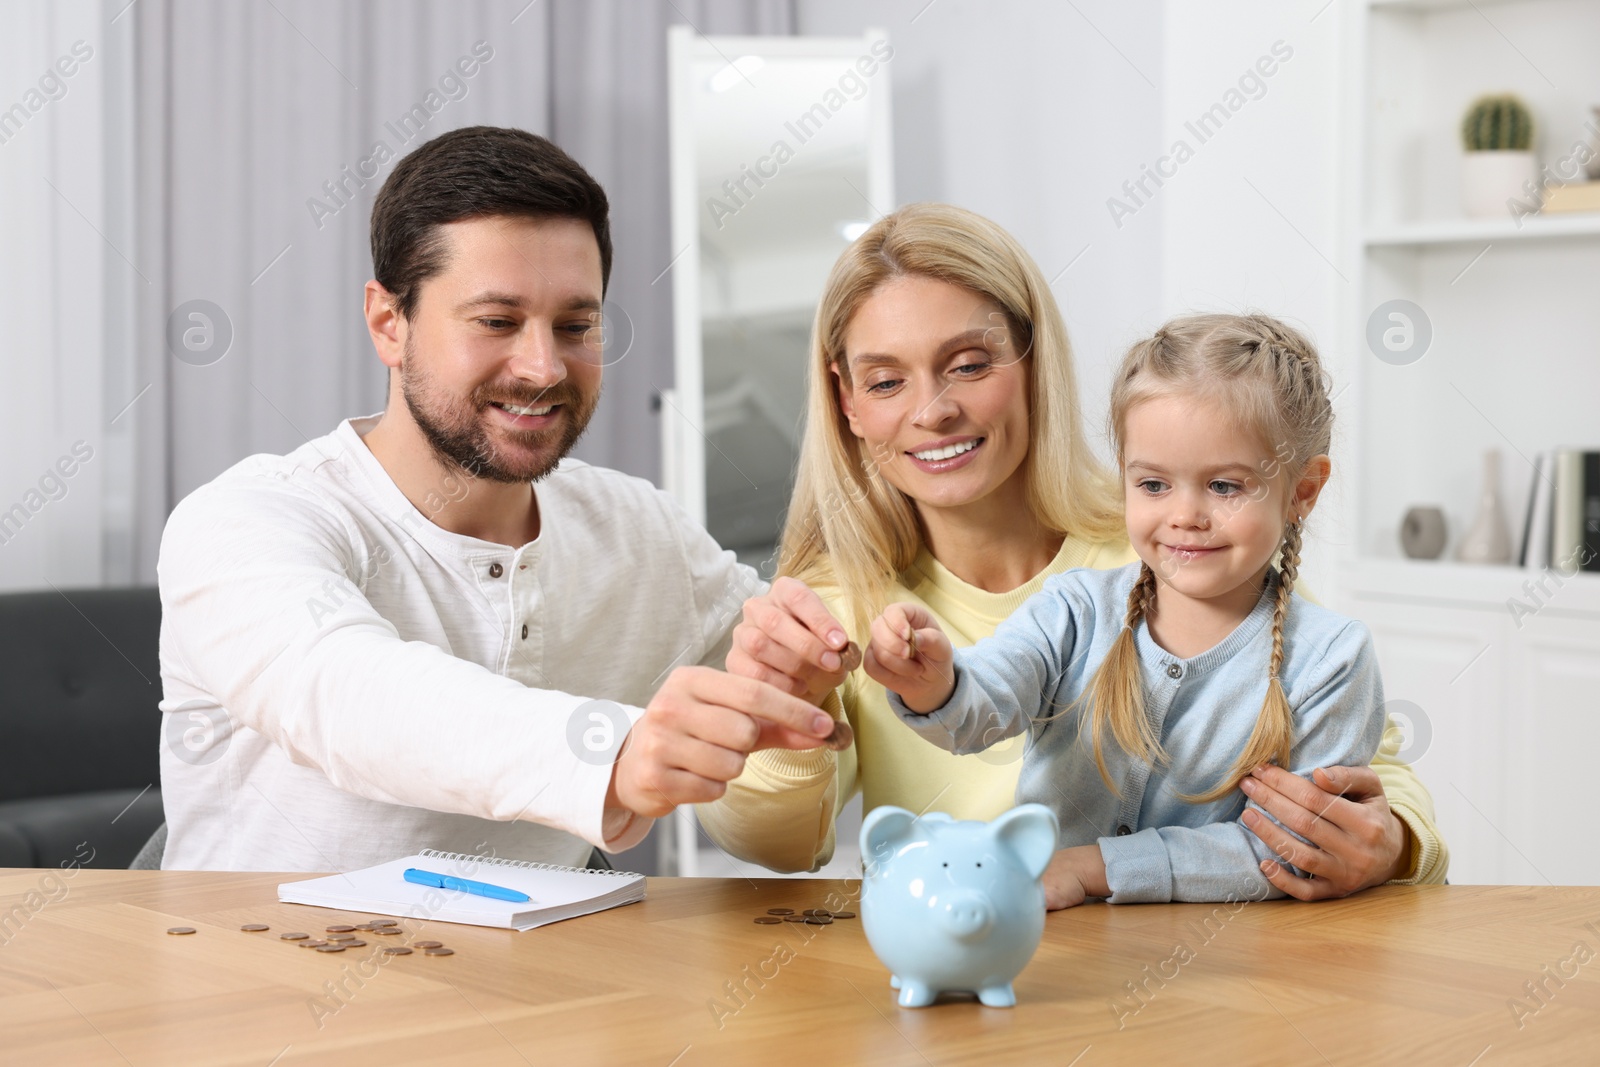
{"left": 1239, "top": 764, "right": 1410, "bottom": 900}
{"left": 862, "top": 603, "right": 956, "bottom": 713}
{"left": 1041, "top": 845, "right": 1110, "bottom": 910}
{"left": 726, "top": 577, "right": 860, "bottom": 707}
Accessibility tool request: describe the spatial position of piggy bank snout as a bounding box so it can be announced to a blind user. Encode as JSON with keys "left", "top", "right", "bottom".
{"left": 940, "top": 889, "right": 994, "bottom": 940}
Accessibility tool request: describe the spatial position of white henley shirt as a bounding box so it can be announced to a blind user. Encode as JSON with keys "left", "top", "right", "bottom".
{"left": 157, "top": 415, "right": 760, "bottom": 872}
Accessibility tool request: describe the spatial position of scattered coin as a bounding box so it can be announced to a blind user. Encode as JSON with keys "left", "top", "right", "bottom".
{"left": 240, "top": 924, "right": 270, "bottom": 932}
{"left": 373, "top": 927, "right": 403, "bottom": 936}
{"left": 368, "top": 919, "right": 398, "bottom": 928}
{"left": 383, "top": 946, "right": 413, "bottom": 955}
{"left": 760, "top": 902, "right": 854, "bottom": 925}
{"left": 754, "top": 916, "right": 782, "bottom": 925}
{"left": 315, "top": 944, "right": 347, "bottom": 953}
{"left": 325, "top": 925, "right": 356, "bottom": 933}
{"left": 326, "top": 934, "right": 356, "bottom": 942}
{"left": 299, "top": 940, "right": 330, "bottom": 949}
{"left": 344, "top": 939, "right": 367, "bottom": 948}
{"left": 413, "top": 940, "right": 443, "bottom": 949}
{"left": 167, "top": 927, "right": 196, "bottom": 935}
{"left": 280, "top": 932, "right": 311, "bottom": 941}
{"left": 423, "top": 947, "right": 454, "bottom": 957}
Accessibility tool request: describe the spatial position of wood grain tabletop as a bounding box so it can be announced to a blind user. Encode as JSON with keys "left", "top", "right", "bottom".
{"left": 2, "top": 869, "right": 1597, "bottom": 1066}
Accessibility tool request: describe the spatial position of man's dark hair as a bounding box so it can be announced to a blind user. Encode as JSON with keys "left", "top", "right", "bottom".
{"left": 370, "top": 126, "right": 612, "bottom": 320}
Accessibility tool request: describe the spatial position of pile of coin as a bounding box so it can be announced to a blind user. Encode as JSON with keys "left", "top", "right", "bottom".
{"left": 169, "top": 919, "right": 456, "bottom": 956}
{"left": 753, "top": 906, "right": 856, "bottom": 925}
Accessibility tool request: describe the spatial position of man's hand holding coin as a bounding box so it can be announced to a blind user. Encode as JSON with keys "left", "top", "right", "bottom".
{"left": 605, "top": 666, "right": 840, "bottom": 818}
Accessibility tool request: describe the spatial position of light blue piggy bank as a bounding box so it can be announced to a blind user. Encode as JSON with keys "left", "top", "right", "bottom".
{"left": 859, "top": 803, "right": 1059, "bottom": 1008}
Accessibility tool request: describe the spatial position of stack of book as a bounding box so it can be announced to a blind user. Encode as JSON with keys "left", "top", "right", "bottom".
{"left": 1518, "top": 450, "right": 1600, "bottom": 572}
{"left": 1542, "top": 182, "right": 1600, "bottom": 214}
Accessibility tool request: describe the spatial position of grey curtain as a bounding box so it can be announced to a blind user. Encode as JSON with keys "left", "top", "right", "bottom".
{"left": 121, "top": 0, "right": 793, "bottom": 583}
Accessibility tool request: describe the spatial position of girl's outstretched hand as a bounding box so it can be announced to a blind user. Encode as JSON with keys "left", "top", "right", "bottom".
{"left": 864, "top": 602, "right": 956, "bottom": 713}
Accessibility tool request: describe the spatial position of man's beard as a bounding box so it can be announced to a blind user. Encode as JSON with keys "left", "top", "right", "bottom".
{"left": 399, "top": 337, "right": 598, "bottom": 484}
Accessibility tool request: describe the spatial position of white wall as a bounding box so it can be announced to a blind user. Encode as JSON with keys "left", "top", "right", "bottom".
{"left": 0, "top": 0, "right": 113, "bottom": 592}
{"left": 795, "top": 0, "right": 1167, "bottom": 457}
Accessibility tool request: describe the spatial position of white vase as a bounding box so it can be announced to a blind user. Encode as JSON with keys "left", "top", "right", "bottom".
{"left": 1461, "top": 151, "right": 1538, "bottom": 219}
{"left": 1456, "top": 450, "right": 1513, "bottom": 564}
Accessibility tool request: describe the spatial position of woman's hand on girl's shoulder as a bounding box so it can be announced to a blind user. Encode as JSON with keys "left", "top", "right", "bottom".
{"left": 863, "top": 603, "right": 957, "bottom": 713}
{"left": 727, "top": 576, "right": 860, "bottom": 707}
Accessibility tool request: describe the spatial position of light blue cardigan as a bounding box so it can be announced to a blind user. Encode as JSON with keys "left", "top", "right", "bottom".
{"left": 890, "top": 563, "right": 1386, "bottom": 903}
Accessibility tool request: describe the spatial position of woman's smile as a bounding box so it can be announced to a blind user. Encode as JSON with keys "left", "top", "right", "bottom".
{"left": 906, "top": 435, "right": 986, "bottom": 472}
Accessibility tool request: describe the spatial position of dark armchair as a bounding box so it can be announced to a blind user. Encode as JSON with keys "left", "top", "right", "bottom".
{"left": 0, "top": 587, "right": 165, "bottom": 869}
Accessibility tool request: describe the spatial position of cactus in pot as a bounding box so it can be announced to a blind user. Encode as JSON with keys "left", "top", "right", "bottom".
{"left": 1459, "top": 93, "right": 1538, "bottom": 218}
{"left": 1461, "top": 94, "right": 1534, "bottom": 152}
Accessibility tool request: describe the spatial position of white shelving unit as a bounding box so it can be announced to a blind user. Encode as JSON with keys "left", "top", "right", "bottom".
{"left": 1337, "top": 0, "right": 1600, "bottom": 884}
{"left": 1365, "top": 212, "right": 1600, "bottom": 246}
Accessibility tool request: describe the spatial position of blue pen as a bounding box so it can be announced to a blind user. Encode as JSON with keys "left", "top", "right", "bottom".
{"left": 403, "top": 867, "right": 531, "bottom": 903}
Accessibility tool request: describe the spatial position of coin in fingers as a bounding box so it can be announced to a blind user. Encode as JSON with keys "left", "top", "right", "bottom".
{"left": 824, "top": 719, "right": 854, "bottom": 752}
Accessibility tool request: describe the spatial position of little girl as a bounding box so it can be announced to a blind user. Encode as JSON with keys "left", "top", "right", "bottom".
{"left": 867, "top": 313, "right": 1386, "bottom": 906}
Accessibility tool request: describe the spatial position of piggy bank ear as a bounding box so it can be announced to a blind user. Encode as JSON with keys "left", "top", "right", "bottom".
{"left": 860, "top": 805, "right": 918, "bottom": 872}
{"left": 991, "top": 803, "right": 1059, "bottom": 881}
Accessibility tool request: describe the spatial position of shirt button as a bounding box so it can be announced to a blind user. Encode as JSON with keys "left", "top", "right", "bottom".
{"left": 488, "top": 563, "right": 503, "bottom": 578}
{"left": 1166, "top": 663, "right": 1182, "bottom": 679}
{"left": 521, "top": 624, "right": 529, "bottom": 640}
{"left": 1116, "top": 825, "right": 1133, "bottom": 836}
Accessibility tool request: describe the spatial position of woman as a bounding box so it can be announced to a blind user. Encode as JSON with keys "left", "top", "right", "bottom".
{"left": 697, "top": 203, "right": 1446, "bottom": 903}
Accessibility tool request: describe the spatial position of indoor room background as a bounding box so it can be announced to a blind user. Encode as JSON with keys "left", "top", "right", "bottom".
{"left": 2, "top": 0, "right": 1595, "bottom": 883}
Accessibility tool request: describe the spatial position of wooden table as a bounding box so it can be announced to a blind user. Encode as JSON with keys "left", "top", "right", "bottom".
{"left": 2, "top": 870, "right": 1597, "bottom": 1066}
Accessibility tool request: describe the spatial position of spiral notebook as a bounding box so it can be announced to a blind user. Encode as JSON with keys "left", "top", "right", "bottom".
{"left": 277, "top": 848, "right": 646, "bottom": 931}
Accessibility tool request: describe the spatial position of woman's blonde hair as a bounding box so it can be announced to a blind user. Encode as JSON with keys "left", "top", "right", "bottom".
{"left": 776, "top": 203, "right": 1123, "bottom": 637}
{"left": 1084, "top": 312, "right": 1334, "bottom": 803}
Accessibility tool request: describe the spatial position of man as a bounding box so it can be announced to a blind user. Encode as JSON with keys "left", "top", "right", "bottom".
{"left": 157, "top": 126, "right": 841, "bottom": 871}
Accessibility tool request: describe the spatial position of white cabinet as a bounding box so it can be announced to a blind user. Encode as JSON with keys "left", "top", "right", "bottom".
{"left": 1356, "top": 597, "right": 1509, "bottom": 884}
{"left": 1345, "top": 562, "right": 1600, "bottom": 884}
{"left": 1499, "top": 614, "right": 1600, "bottom": 885}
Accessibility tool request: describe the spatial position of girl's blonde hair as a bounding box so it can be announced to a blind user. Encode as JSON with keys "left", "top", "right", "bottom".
{"left": 1083, "top": 312, "right": 1334, "bottom": 803}
{"left": 776, "top": 203, "right": 1124, "bottom": 638}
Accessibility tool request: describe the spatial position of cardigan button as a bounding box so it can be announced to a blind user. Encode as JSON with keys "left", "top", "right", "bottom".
{"left": 1116, "top": 825, "right": 1133, "bottom": 836}
{"left": 488, "top": 562, "right": 504, "bottom": 578}
{"left": 521, "top": 624, "right": 530, "bottom": 640}
{"left": 1166, "top": 663, "right": 1182, "bottom": 679}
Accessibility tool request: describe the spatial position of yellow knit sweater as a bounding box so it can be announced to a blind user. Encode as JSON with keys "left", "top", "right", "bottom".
{"left": 696, "top": 533, "right": 1448, "bottom": 885}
